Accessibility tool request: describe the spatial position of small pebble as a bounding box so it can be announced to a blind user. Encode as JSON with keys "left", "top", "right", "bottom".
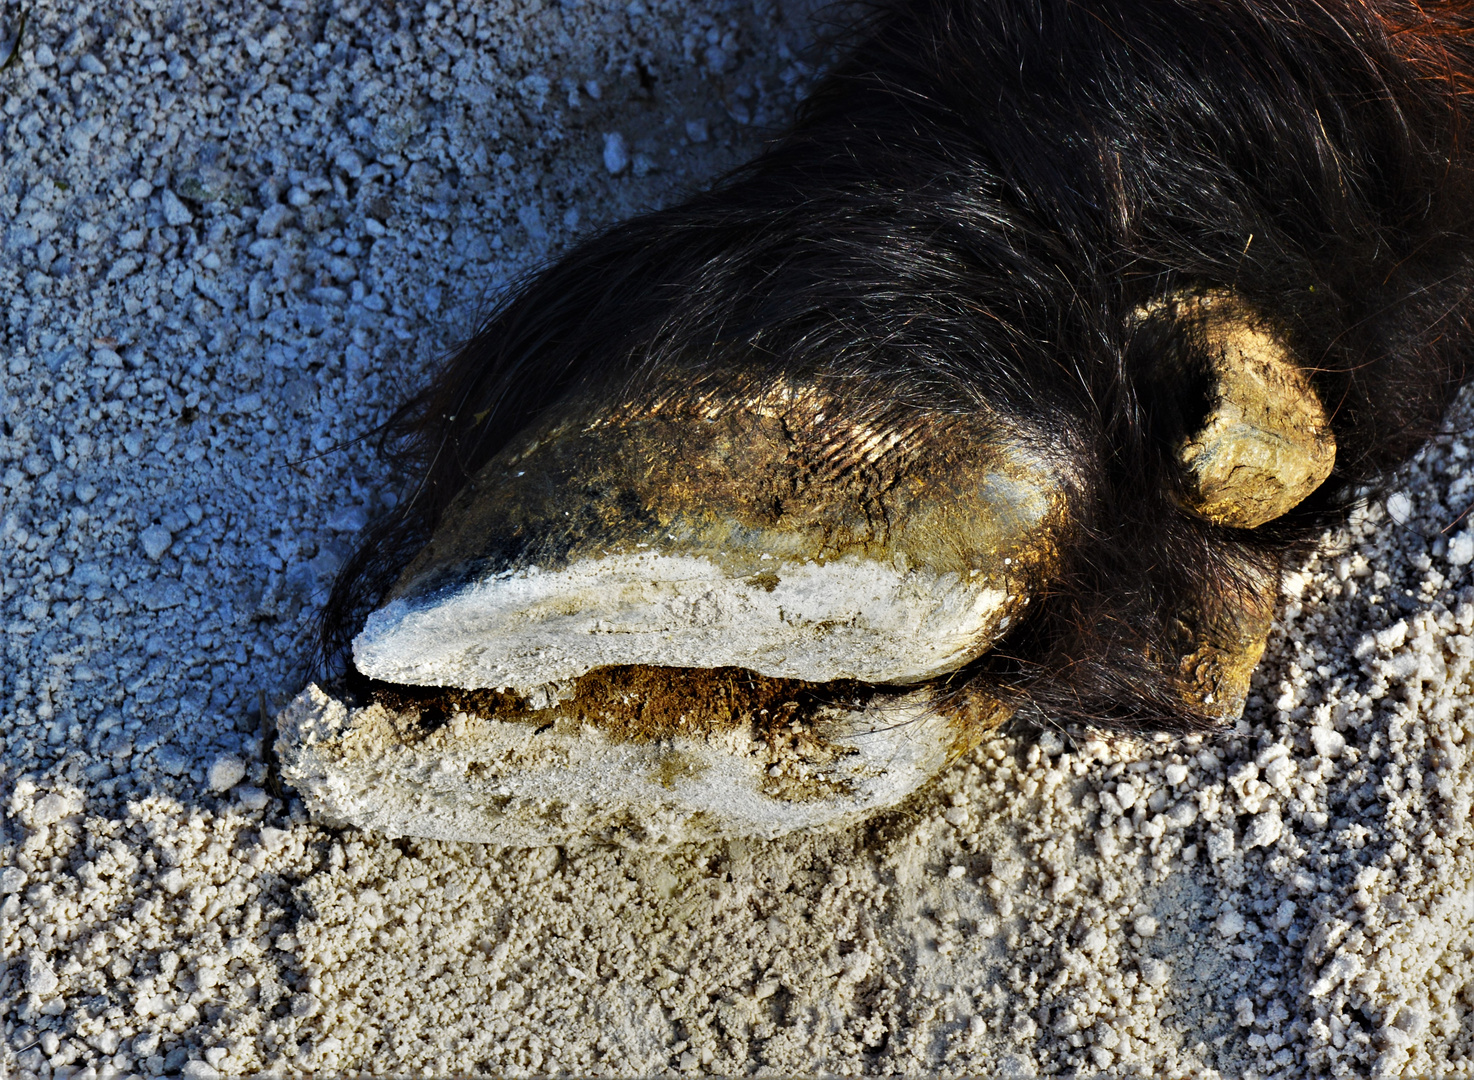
{"left": 160, "top": 868, "right": 187, "bottom": 895}
{"left": 1448, "top": 531, "right": 1474, "bottom": 566}
{"left": 24, "top": 954, "right": 60, "bottom": 997}
{"left": 1215, "top": 908, "right": 1245, "bottom": 938}
{"left": 1244, "top": 808, "right": 1283, "bottom": 849}
{"left": 161, "top": 189, "right": 194, "bottom": 226}
{"left": 603, "top": 132, "right": 630, "bottom": 175}
{"left": 207, "top": 755, "right": 247, "bottom": 792}
{"left": 257, "top": 203, "right": 291, "bottom": 236}
{"left": 140, "top": 524, "right": 173, "bottom": 560}
{"left": 237, "top": 786, "right": 271, "bottom": 811}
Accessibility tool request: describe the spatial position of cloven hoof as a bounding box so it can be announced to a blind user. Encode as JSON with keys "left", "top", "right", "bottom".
{"left": 296, "top": 0, "right": 1474, "bottom": 844}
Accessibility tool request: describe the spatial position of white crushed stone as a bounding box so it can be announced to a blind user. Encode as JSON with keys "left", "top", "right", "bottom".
{"left": 5, "top": 0, "right": 1474, "bottom": 1076}
{"left": 203, "top": 757, "right": 244, "bottom": 795}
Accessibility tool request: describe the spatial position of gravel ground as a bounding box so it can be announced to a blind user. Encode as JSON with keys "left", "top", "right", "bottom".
{"left": 5, "top": 1, "right": 1474, "bottom": 1076}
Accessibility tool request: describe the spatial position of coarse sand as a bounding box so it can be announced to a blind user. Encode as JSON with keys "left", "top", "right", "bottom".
{"left": 4, "top": 1, "right": 1474, "bottom": 1076}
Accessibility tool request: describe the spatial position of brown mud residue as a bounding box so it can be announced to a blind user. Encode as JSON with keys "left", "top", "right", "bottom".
{"left": 364, "top": 664, "right": 880, "bottom": 745}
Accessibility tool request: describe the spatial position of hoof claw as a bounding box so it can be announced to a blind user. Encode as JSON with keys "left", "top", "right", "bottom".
{"left": 1141, "top": 290, "right": 1336, "bottom": 530}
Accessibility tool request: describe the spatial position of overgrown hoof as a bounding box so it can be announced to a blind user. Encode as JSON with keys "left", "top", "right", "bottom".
{"left": 310, "top": 0, "right": 1474, "bottom": 841}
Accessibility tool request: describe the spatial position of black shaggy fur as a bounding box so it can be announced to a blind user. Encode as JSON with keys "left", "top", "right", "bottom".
{"left": 319, "top": 0, "right": 1474, "bottom": 734}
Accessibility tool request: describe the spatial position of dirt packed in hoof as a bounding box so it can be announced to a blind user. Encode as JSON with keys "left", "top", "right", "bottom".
{"left": 367, "top": 664, "right": 879, "bottom": 744}
{"left": 8, "top": 0, "right": 1474, "bottom": 1077}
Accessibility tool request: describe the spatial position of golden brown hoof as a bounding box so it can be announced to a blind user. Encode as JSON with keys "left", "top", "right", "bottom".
{"left": 1138, "top": 291, "right": 1337, "bottom": 530}
{"left": 354, "top": 374, "right": 1072, "bottom": 693}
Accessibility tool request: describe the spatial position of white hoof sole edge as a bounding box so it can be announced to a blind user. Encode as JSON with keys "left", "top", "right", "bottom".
{"left": 276, "top": 682, "right": 963, "bottom": 847}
